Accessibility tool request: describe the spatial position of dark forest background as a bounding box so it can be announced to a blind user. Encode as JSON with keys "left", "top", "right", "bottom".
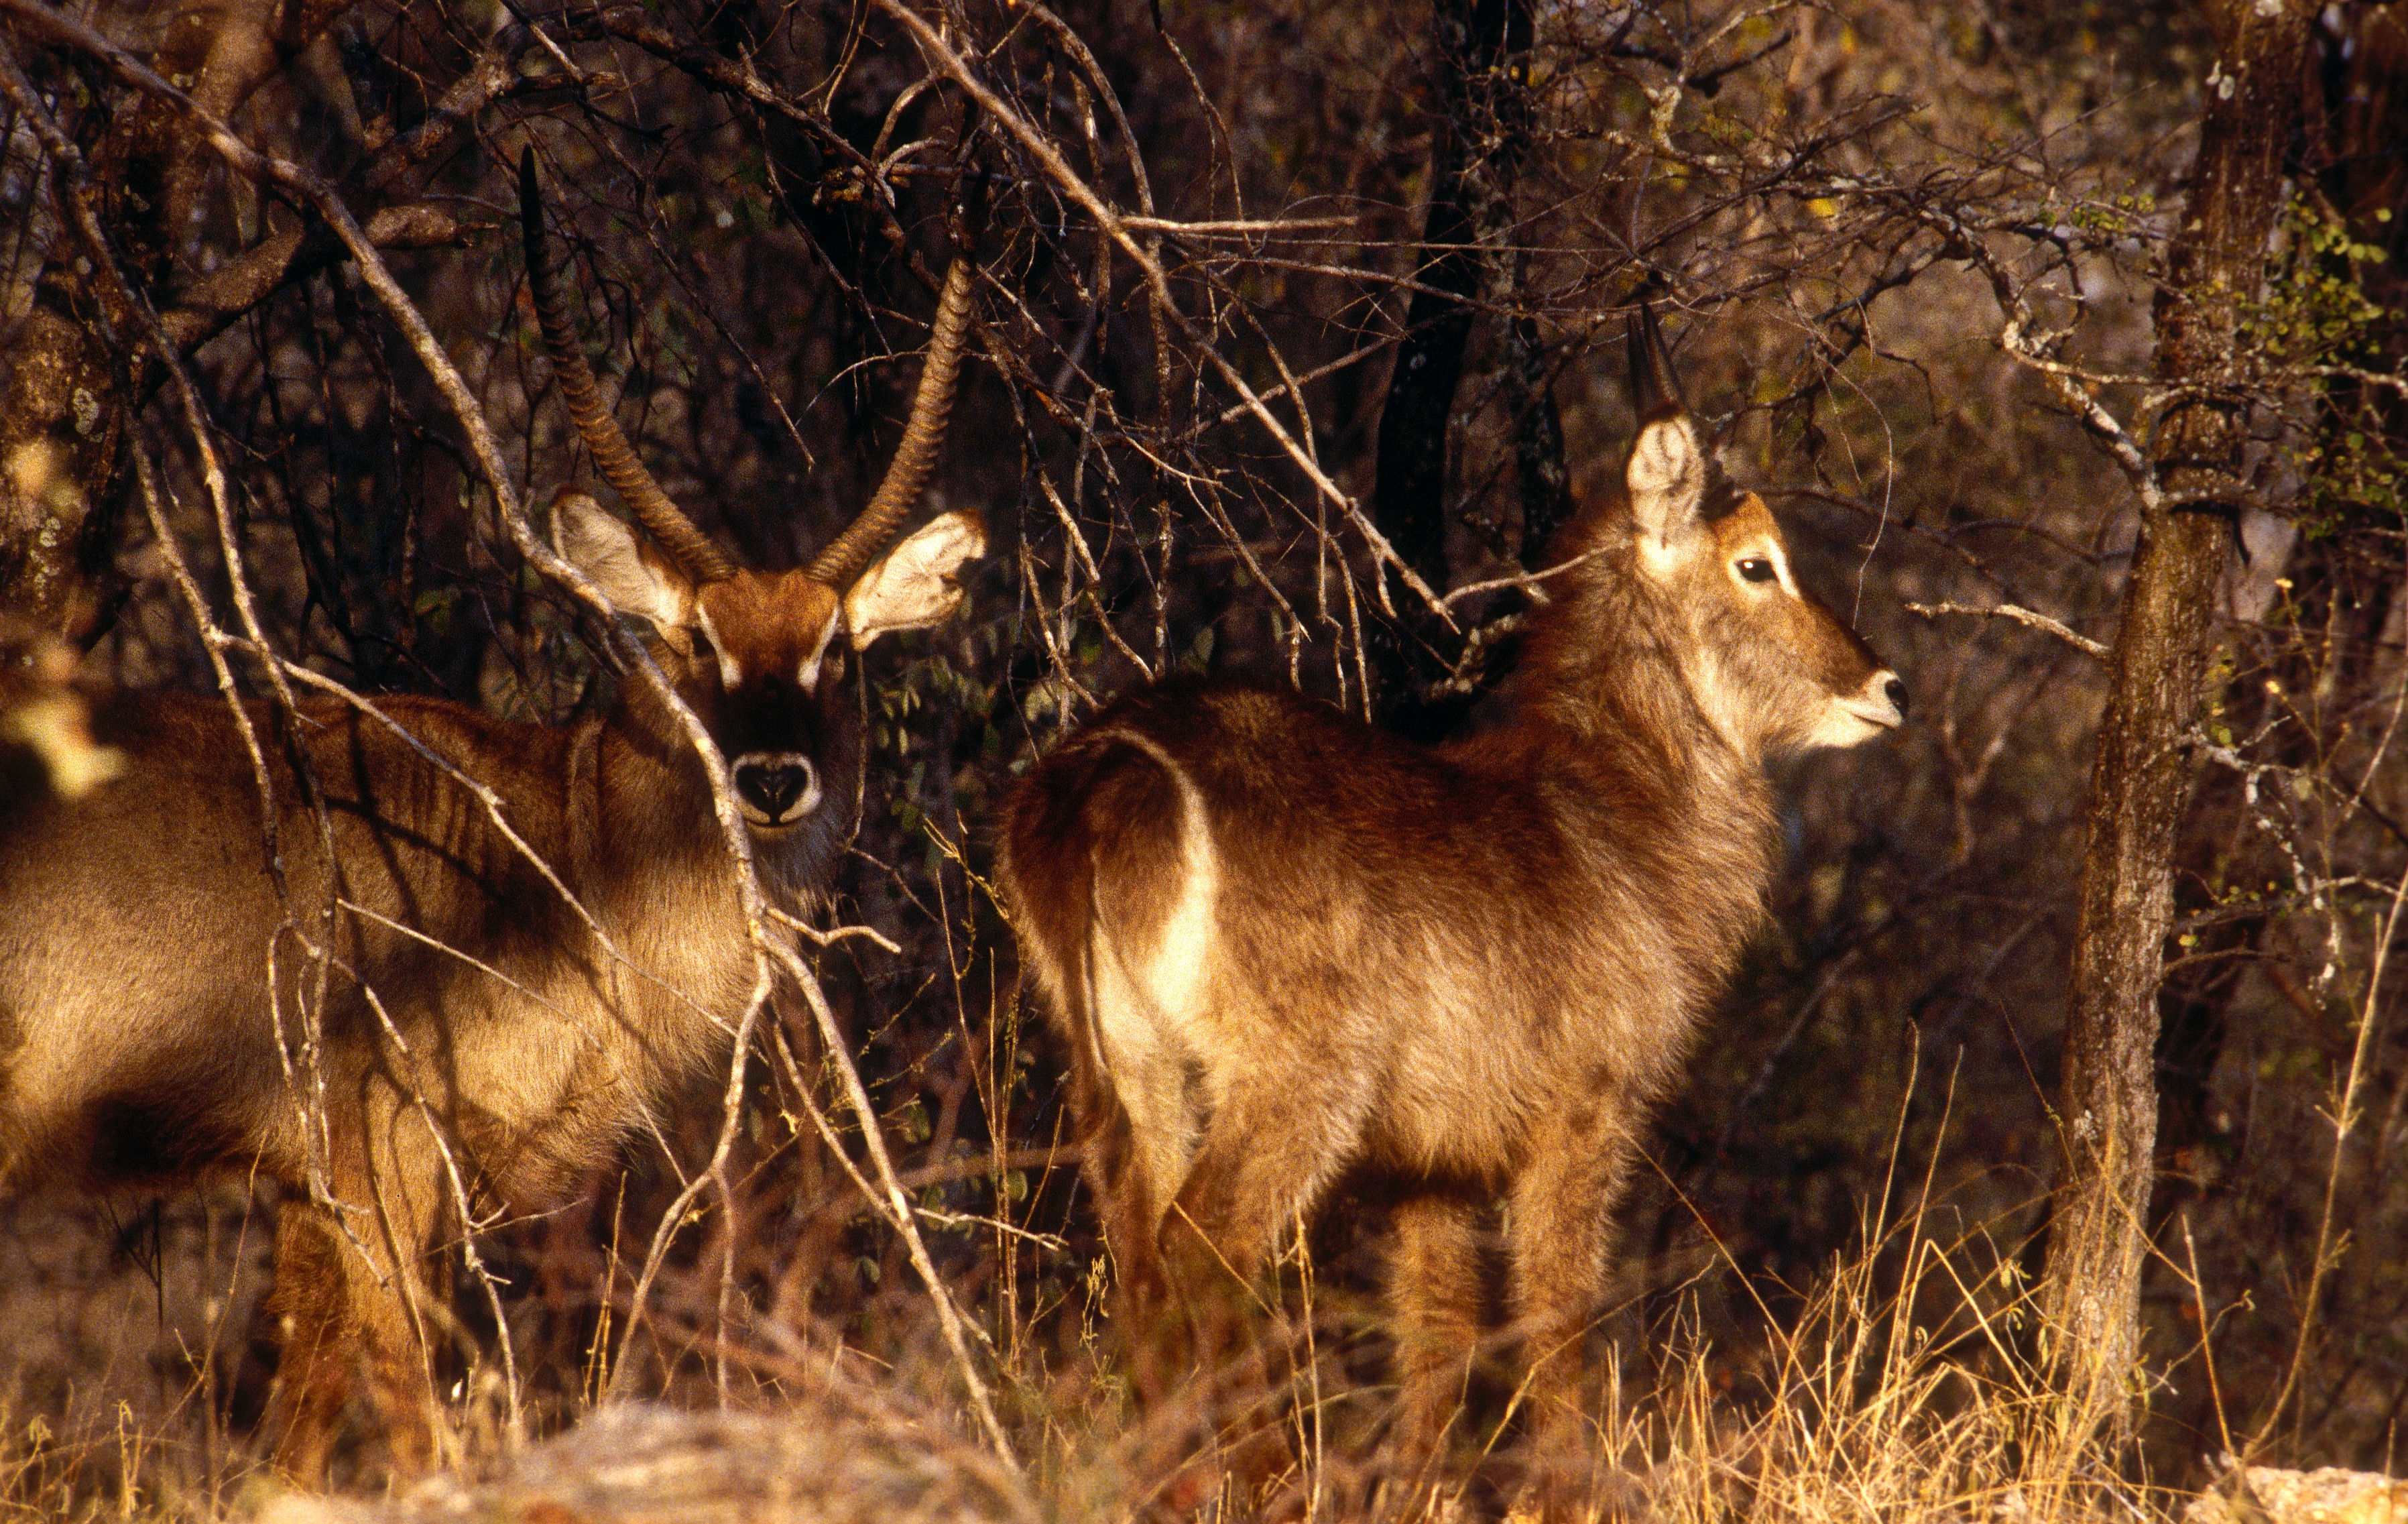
{"left": 0, "top": 0, "right": 2403, "bottom": 1514}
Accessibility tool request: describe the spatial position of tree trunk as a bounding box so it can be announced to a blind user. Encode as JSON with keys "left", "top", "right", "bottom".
{"left": 1507, "top": 309, "right": 1573, "bottom": 573}
{"left": 1367, "top": 0, "right": 1536, "bottom": 736}
{"left": 0, "top": 0, "right": 355, "bottom": 637}
{"left": 2041, "top": 0, "right": 2313, "bottom": 1454}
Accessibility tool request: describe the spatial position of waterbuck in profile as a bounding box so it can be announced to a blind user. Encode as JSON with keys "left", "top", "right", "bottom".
{"left": 0, "top": 152, "right": 984, "bottom": 1478}
{"left": 999, "top": 308, "right": 1905, "bottom": 1497}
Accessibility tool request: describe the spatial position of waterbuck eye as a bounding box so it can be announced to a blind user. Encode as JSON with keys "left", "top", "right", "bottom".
{"left": 1737, "top": 557, "right": 1777, "bottom": 584}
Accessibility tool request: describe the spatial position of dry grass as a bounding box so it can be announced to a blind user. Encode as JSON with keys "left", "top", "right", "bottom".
{"left": 0, "top": 1146, "right": 2264, "bottom": 1523}
{"left": 1624, "top": 1251, "right": 2161, "bottom": 1524}
{"left": 1083, "top": 1231, "right": 2203, "bottom": 1524}
{"left": 0, "top": 1244, "right": 2239, "bottom": 1524}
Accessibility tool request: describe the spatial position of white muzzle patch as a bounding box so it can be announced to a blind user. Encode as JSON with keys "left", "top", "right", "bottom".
{"left": 731, "top": 751, "right": 822, "bottom": 827}
{"left": 1817, "top": 669, "right": 1907, "bottom": 746}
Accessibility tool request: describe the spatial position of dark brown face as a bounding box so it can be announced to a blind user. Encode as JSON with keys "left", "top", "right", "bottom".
{"left": 554, "top": 493, "right": 982, "bottom": 893}
{"left": 690, "top": 571, "right": 855, "bottom": 833}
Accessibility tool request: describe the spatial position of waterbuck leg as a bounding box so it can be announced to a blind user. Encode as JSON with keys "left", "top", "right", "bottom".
{"left": 1389, "top": 1188, "right": 1486, "bottom": 1483}
{"left": 1504, "top": 1108, "right": 1641, "bottom": 1515}
{"left": 1146, "top": 1066, "right": 1362, "bottom": 1499}
{"left": 1087, "top": 1096, "right": 1181, "bottom": 1407}
{"left": 1160, "top": 1060, "right": 1363, "bottom": 1354}
{"left": 263, "top": 1196, "right": 442, "bottom": 1479}
{"left": 1071, "top": 1004, "right": 1193, "bottom": 1405}
{"left": 262, "top": 1195, "right": 433, "bottom": 1468}
{"left": 261, "top": 1203, "right": 354, "bottom": 1480}
{"left": 263, "top": 1091, "right": 453, "bottom": 1481}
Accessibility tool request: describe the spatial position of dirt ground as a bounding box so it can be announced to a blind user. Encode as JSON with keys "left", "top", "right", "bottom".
{"left": 0, "top": 1187, "right": 276, "bottom": 1472}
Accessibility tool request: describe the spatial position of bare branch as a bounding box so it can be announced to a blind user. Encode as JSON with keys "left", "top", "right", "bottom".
{"left": 1907, "top": 600, "right": 2108, "bottom": 659}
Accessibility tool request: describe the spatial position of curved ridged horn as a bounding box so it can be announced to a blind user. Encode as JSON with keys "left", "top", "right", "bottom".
{"left": 1628, "top": 300, "right": 1688, "bottom": 419}
{"left": 519, "top": 148, "right": 736, "bottom": 586}
{"left": 803, "top": 255, "right": 975, "bottom": 589}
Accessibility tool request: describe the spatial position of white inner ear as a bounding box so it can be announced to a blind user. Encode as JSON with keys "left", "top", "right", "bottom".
{"left": 557, "top": 495, "right": 695, "bottom": 633}
{"left": 1627, "top": 415, "right": 1707, "bottom": 552}
{"left": 843, "top": 510, "right": 987, "bottom": 650}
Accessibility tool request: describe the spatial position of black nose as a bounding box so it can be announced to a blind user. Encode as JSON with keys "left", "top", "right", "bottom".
{"left": 737, "top": 760, "right": 815, "bottom": 821}
{"left": 1885, "top": 677, "right": 1909, "bottom": 717}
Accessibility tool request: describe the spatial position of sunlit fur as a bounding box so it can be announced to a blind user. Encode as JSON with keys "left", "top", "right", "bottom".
{"left": 0, "top": 504, "right": 979, "bottom": 1478}
{"left": 999, "top": 383, "right": 1903, "bottom": 1495}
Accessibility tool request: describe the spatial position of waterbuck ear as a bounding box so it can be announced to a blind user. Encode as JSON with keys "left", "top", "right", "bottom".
{"left": 554, "top": 491, "right": 697, "bottom": 635}
{"left": 844, "top": 509, "right": 985, "bottom": 650}
{"left": 1626, "top": 411, "right": 1708, "bottom": 551}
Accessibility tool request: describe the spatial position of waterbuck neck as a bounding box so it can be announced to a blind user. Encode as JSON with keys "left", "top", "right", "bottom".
{"left": 1502, "top": 531, "right": 1768, "bottom": 786}
{"left": 1447, "top": 526, "right": 1786, "bottom": 988}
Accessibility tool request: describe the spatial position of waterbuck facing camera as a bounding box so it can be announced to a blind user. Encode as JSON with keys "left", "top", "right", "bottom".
{"left": 0, "top": 151, "right": 984, "bottom": 1478}
{"left": 998, "top": 306, "right": 1905, "bottom": 1499}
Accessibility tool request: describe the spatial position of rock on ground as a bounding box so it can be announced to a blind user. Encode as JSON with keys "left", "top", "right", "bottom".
{"left": 2185, "top": 1466, "right": 2406, "bottom": 1524}
{"left": 255, "top": 1401, "right": 1040, "bottom": 1524}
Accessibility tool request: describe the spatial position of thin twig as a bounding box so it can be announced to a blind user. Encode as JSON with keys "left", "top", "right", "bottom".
{"left": 1907, "top": 600, "right": 2107, "bottom": 659}
{"left": 871, "top": 0, "right": 1455, "bottom": 630}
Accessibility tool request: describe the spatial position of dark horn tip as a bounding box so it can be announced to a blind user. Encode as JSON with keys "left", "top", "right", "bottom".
{"left": 1627, "top": 299, "right": 1687, "bottom": 419}
{"left": 518, "top": 146, "right": 542, "bottom": 246}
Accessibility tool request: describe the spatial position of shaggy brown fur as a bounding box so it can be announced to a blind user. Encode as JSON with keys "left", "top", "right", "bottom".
{"left": 0, "top": 160, "right": 984, "bottom": 1478}
{"left": 0, "top": 500, "right": 979, "bottom": 1477}
{"left": 998, "top": 316, "right": 1905, "bottom": 1504}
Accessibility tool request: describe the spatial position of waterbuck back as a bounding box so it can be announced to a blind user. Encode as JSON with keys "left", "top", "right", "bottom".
{"left": 998, "top": 307, "right": 1905, "bottom": 1498}
{"left": 0, "top": 152, "right": 983, "bottom": 1479}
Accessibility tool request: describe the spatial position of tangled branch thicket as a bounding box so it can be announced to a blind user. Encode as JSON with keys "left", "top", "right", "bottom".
{"left": 0, "top": 0, "right": 2403, "bottom": 1515}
